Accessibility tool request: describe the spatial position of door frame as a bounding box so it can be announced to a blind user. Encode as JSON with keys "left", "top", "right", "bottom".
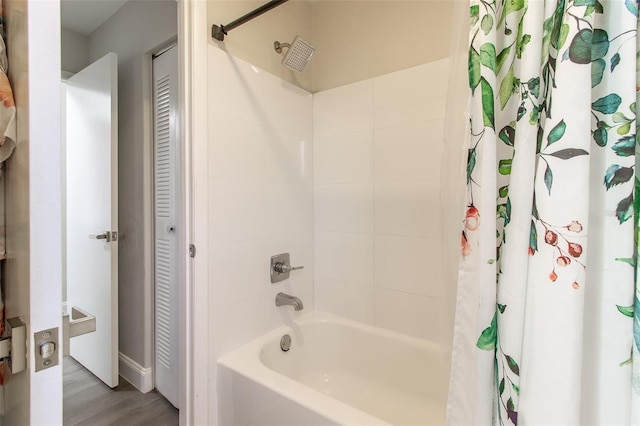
{"left": 21, "top": 0, "right": 207, "bottom": 423}
{"left": 142, "top": 1, "right": 210, "bottom": 422}
{"left": 178, "top": 0, "right": 208, "bottom": 424}
{"left": 118, "top": 0, "right": 207, "bottom": 422}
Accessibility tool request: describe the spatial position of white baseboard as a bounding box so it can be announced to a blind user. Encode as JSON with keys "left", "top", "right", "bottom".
{"left": 119, "top": 352, "right": 153, "bottom": 393}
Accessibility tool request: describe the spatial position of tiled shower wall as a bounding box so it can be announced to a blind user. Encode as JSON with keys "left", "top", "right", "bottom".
{"left": 206, "top": 45, "right": 314, "bottom": 415}
{"left": 206, "top": 50, "right": 450, "bottom": 419}
{"left": 313, "top": 59, "right": 449, "bottom": 342}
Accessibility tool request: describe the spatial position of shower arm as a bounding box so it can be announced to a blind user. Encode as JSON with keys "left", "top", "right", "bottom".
{"left": 273, "top": 41, "right": 290, "bottom": 54}
{"left": 212, "top": 0, "right": 289, "bottom": 42}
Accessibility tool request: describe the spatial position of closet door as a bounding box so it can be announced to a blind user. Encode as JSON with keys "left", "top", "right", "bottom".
{"left": 153, "top": 45, "right": 180, "bottom": 408}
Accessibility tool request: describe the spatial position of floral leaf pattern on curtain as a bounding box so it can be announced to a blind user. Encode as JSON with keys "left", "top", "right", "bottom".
{"left": 632, "top": 2, "right": 640, "bottom": 403}
{"left": 450, "top": 0, "right": 639, "bottom": 424}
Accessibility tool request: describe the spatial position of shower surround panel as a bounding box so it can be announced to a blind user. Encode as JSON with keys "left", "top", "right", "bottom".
{"left": 206, "top": 42, "right": 450, "bottom": 423}
{"left": 206, "top": 44, "right": 314, "bottom": 422}
{"left": 313, "top": 59, "right": 449, "bottom": 342}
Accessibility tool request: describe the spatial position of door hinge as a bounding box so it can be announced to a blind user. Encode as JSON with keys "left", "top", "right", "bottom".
{"left": 189, "top": 244, "right": 196, "bottom": 258}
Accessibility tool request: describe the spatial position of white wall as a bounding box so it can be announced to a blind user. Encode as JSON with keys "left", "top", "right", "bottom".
{"left": 61, "top": 28, "right": 89, "bottom": 74}
{"left": 88, "top": 0, "right": 177, "bottom": 373}
{"left": 313, "top": 59, "right": 449, "bottom": 341}
{"left": 206, "top": 44, "right": 314, "bottom": 423}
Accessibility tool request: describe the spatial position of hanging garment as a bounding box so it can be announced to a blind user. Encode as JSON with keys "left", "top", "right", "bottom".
{"left": 447, "top": 0, "right": 639, "bottom": 424}
{"left": 0, "top": 30, "right": 16, "bottom": 163}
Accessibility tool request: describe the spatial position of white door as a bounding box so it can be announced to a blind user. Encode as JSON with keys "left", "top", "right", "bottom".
{"left": 153, "top": 45, "right": 180, "bottom": 408}
{"left": 65, "top": 52, "right": 119, "bottom": 388}
{"left": 2, "top": 0, "right": 64, "bottom": 423}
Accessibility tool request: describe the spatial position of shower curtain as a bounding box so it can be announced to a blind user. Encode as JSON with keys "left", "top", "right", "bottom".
{"left": 446, "top": 0, "right": 640, "bottom": 424}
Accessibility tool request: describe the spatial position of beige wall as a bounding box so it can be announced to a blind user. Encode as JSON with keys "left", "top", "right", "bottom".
{"left": 61, "top": 28, "right": 90, "bottom": 74}
{"left": 206, "top": 0, "right": 453, "bottom": 92}
{"left": 208, "top": 1, "right": 313, "bottom": 90}
{"left": 4, "top": 0, "right": 31, "bottom": 421}
{"left": 311, "top": 1, "right": 453, "bottom": 92}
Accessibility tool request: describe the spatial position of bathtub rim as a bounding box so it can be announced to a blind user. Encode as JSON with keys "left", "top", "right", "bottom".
{"left": 216, "top": 311, "right": 445, "bottom": 426}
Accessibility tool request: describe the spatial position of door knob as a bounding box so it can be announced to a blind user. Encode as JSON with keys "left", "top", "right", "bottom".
{"left": 89, "top": 231, "right": 117, "bottom": 242}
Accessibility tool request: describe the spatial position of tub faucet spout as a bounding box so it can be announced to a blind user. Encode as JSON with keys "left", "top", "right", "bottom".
{"left": 275, "top": 292, "right": 304, "bottom": 311}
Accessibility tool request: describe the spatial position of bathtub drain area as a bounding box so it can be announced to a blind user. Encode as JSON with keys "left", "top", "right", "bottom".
{"left": 280, "top": 334, "right": 292, "bottom": 352}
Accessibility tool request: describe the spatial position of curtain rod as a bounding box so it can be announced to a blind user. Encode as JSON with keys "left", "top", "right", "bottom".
{"left": 211, "top": 0, "right": 289, "bottom": 42}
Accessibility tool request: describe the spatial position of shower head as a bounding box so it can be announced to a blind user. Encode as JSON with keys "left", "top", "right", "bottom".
{"left": 274, "top": 36, "right": 315, "bottom": 72}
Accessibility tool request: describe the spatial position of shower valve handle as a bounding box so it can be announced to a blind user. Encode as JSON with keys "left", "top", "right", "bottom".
{"left": 273, "top": 262, "right": 303, "bottom": 274}
{"left": 270, "top": 253, "right": 303, "bottom": 283}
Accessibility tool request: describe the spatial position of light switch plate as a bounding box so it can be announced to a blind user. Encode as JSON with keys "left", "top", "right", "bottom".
{"left": 34, "top": 327, "right": 59, "bottom": 372}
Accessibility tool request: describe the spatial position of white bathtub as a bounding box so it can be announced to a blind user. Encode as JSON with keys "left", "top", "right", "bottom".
{"left": 217, "top": 313, "right": 448, "bottom": 425}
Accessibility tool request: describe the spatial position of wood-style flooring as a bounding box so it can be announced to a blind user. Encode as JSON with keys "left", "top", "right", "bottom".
{"left": 63, "top": 357, "right": 178, "bottom": 426}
